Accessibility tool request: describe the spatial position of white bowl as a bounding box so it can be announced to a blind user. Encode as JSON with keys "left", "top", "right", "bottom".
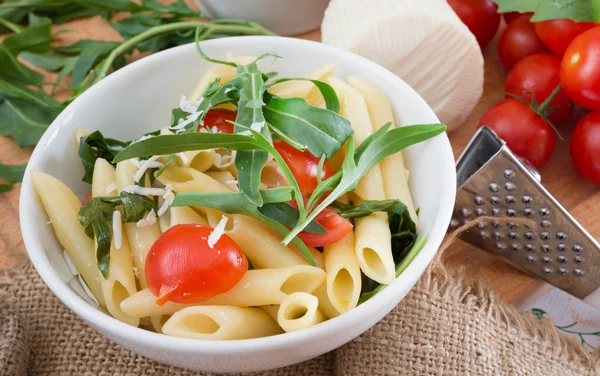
{"left": 195, "top": 0, "right": 330, "bottom": 35}
{"left": 20, "top": 36, "right": 456, "bottom": 373}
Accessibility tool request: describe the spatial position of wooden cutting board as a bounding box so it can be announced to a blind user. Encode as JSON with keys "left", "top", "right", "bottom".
{"left": 2, "top": 7, "right": 599, "bottom": 303}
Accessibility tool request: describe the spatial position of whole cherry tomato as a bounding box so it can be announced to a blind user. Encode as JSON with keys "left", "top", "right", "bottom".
{"left": 505, "top": 54, "right": 572, "bottom": 124}
{"left": 146, "top": 224, "right": 248, "bottom": 305}
{"left": 499, "top": 14, "right": 550, "bottom": 70}
{"left": 570, "top": 112, "right": 600, "bottom": 186}
{"left": 503, "top": 12, "right": 532, "bottom": 25}
{"left": 479, "top": 99, "right": 556, "bottom": 168}
{"left": 447, "top": 0, "right": 500, "bottom": 48}
{"left": 198, "top": 109, "right": 236, "bottom": 133}
{"left": 274, "top": 140, "right": 334, "bottom": 196}
{"left": 561, "top": 27, "right": 600, "bottom": 111}
{"left": 535, "top": 19, "right": 597, "bottom": 56}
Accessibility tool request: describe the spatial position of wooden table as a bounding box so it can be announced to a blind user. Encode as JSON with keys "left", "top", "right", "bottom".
{"left": 2, "top": 8, "right": 599, "bottom": 304}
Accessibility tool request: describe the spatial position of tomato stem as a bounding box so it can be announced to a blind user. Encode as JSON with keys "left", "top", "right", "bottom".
{"left": 505, "top": 86, "right": 564, "bottom": 141}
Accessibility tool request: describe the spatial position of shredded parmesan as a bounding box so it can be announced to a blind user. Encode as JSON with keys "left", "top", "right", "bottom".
{"left": 157, "top": 184, "right": 174, "bottom": 217}
{"left": 198, "top": 127, "right": 208, "bottom": 133}
{"left": 251, "top": 121, "right": 265, "bottom": 133}
{"left": 105, "top": 181, "right": 117, "bottom": 195}
{"left": 131, "top": 134, "right": 154, "bottom": 144}
{"left": 137, "top": 209, "right": 157, "bottom": 228}
{"left": 207, "top": 215, "right": 228, "bottom": 248}
{"left": 134, "top": 155, "right": 163, "bottom": 182}
{"left": 132, "top": 266, "right": 139, "bottom": 278}
{"left": 225, "top": 180, "right": 238, "bottom": 185}
{"left": 108, "top": 145, "right": 124, "bottom": 152}
{"left": 171, "top": 110, "right": 202, "bottom": 131}
{"left": 130, "top": 158, "right": 141, "bottom": 168}
{"left": 77, "top": 274, "right": 100, "bottom": 306}
{"left": 239, "top": 130, "right": 252, "bottom": 136}
{"left": 113, "top": 211, "right": 123, "bottom": 250}
{"left": 179, "top": 95, "right": 203, "bottom": 114}
{"left": 123, "top": 185, "right": 165, "bottom": 196}
{"left": 177, "top": 152, "right": 190, "bottom": 165}
{"left": 211, "top": 126, "right": 219, "bottom": 133}
{"left": 63, "top": 250, "right": 78, "bottom": 276}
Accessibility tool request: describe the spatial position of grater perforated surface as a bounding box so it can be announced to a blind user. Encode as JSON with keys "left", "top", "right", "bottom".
{"left": 452, "top": 127, "right": 600, "bottom": 299}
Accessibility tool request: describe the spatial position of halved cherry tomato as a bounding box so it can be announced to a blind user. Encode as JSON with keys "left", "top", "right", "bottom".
{"left": 290, "top": 203, "right": 353, "bottom": 247}
{"left": 146, "top": 224, "right": 248, "bottom": 305}
{"left": 534, "top": 19, "right": 597, "bottom": 56}
{"left": 505, "top": 54, "right": 572, "bottom": 124}
{"left": 198, "top": 109, "right": 236, "bottom": 133}
{"left": 561, "top": 27, "right": 600, "bottom": 111}
{"left": 274, "top": 140, "right": 334, "bottom": 196}
{"left": 499, "top": 14, "right": 550, "bottom": 70}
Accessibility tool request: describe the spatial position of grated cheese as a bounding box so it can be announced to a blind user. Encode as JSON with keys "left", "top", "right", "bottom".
{"left": 239, "top": 130, "right": 252, "bottom": 136}
{"left": 225, "top": 180, "right": 238, "bottom": 185}
{"left": 157, "top": 184, "right": 174, "bottom": 217}
{"left": 198, "top": 127, "right": 208, "bottom": 133}
{"left": 132, "top": 266, "right": 139, "bottom": 277}
{"left": 131, "top": 134, "right": 154, "bottom": 144}
{"left": 179, "top": 95, "right": 203, "bottom": 114}
{"left": 105, "top": 181, "right": 117, "bottom": 195}
{"left": 113, "top": 211, "right": 123, "bottom": 250}
{"left": 130, "top": 158, "right": 141, "bottom": 168}
{"left": 137, "top": 209, "right": 157, "bottom": 228}
{"left": 133, "top": 156, "right": 163, "bottom": 183}
{"left": 171, "top": 110, "right": 202, "bottom": 131}
{"left": 207, "top": 215, "right": 228, "bottom": 248}
{"left": 123, "top": 185, "right": 166, "bottom": 196}
{"left": 63, "top": 250, "right": 78, "bottom": 276}
{"left": 177, "top": 152, "right": 190, "bottom": 165}
{"left": 250, "top": 121, "right": 265, "bottom": 133}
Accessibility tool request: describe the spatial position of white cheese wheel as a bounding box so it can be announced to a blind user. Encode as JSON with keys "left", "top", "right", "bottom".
{"left": 321, "top": 0, "right": 484, "bottom": 131}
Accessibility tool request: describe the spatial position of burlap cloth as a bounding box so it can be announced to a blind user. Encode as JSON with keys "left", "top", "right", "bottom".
{"left": 1, "top": 256, "right": 599, "bottom": 376}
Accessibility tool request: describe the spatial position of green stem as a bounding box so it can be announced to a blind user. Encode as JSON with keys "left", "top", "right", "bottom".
{"left": 0, "top": 18, "right": 24, "bottom": 33}
{"left": 92, "top": 20, "right": 275, "bottom": 85}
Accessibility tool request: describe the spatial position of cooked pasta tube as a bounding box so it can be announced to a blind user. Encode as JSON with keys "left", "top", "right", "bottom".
{"left": 149, "top": 315, "right": 171, "bottom": 334}
{"left": 158, "top": 128, "right": 216, "bottom": 173}
{"left": 73, "top": 126, "right": 89, "bottom": 146}
{"left": 92, "top": 159, "right": 139, "bottom": 327}
{"left": 259, "top": 305, "right": 280, "bottom": 321}
{"left": 313, "top": 283, "right": 340, "bottom": 319}
{"left": 205, "top": 171, "right": 239, "bottom": 191}
{"left": 328, "top": 77, "right": 395, "bottom": 285}
{"left": 156, "top": 167, "right": 232, "bottom": 194}
{"left": 31, "top": 171, "right": 106, "bottom": 308}
{"left": 158, "top": 206, "right": 208, "bottom": 233}
{"left": 162, "top": 306, "right": 282, "bottom": 340}
{"left": 189, "top": 55, "right": 256, "bottom": 100}
{"left": 323, "top": 231, "right": 362, "bottom": 314}
{"left": 277, "top": 292, "right": 325, "bottom": 333}
{"left": 206, "top": 211, "right": 309, "bottom": 268}
{"left": 269, "top": 63, "right": 335, "bottom": 103}
{"left": 120, "top": 265, "right": 326, "bottom": 318}
{"left": 348, "top": 76, "right": 419, "bottom": 227}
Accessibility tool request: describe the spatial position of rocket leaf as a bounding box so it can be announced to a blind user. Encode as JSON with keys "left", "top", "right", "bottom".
{"left": 0, "top": 160, "right": 26, "bottom": 193}
{"left": 492, "top": 0, "right": 600, "bottom": 22}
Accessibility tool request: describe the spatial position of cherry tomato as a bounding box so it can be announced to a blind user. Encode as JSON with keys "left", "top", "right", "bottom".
{"left": 274, "top": 140, "right": 334, "bottom": 196}
{"left": 499, "top": 14, "right": 550, "bottom": 70}
{"left": 146, "top": 224, "right": 248, "bottom": 305}
{"left": 447, "top": 0, "right": 500, "bottom": 48}
{"left": 288, "top": 201, "right": 353, "bottom": 247}
{"left": 503, "top": 12, "right": 532, "bottom": 25}
{"left": 561, "top": 27, "right": 600, "bottom": 111}
{"left": 198, "top": 109, "right": 236, "bottom": 133}
{"left": 570, "top": 112, "right": 600, "bottom": 186}
{"left": 479, "top": 99, "right": 556, "bottom": 168}
{"left": 505, "top": 54, "right": 572, "bottom": 124}
{"left": 535, "top": 19, "right": 597, "bottom": 56}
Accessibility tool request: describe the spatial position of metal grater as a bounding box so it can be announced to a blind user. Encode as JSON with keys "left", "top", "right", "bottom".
{"left": 451, "top": 126, "right": 600, "bottom": 306}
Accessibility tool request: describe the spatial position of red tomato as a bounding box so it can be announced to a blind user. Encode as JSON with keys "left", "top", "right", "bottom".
{"left": 479, "top": 99, "right": 556, "bottom": 168}
{"left": 561, "top": 27, "right": 600, "bottom": 111}
{"left": 535, "top": 19, "right": 597, "bottom": 56}
{"left": 503, "top": 12, "right": 532, "bottom": 25}
{"left": 198, "top": 109, "right": 236, "bottom": 133}
{"left": 291, "top": 204, "right": 353, "bottom": 247}
{"left": 505, "top": 54, "right": 572, "bottom": 124}
{"left": 570, "top": 112, "right": 600, "bottom": 185}
{"left": 146, "top": 224, "right": 248, "bottom": 305}
{"left": 499, "top": 14, "right": 550, "bottom": 70}
{"left": 273, "top": 140, "right": 334, "bottom": 196}
{"left": 447, "top": 0, "right": 500, "bottom": 47}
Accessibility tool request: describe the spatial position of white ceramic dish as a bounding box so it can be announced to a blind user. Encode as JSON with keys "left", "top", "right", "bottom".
{"left": 195, "top": 0, "right": 330, "bottom": 35}
{"left": 20, "top": 36, "right": 456, "bottom": 373}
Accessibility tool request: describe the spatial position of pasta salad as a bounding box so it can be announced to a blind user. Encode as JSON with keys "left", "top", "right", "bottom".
{"left": 32, "top": 47, "right": 446, "bottom": 340}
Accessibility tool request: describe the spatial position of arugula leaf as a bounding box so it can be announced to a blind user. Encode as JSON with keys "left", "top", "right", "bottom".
{"left": 0, "top": 98, "right": 58, "bottom": 146}
{"left": 20, "top": 52, "right": 76, "bottom": 71}
{"left": 266, "top": 78, "right": 341, "bottom": 113}
{"left": 332, "top": 199, "right": 408, "bottom": 220}
{"left": 79, "top": 192, "right": 157, "bottom": 278}
{"left": 0, "top": 160, "right": 26, "bottom": 192}
{"left": 3, "top": 13, "right": 51, "bottom": 55}
{"left": 264, "top": 96, "right": 353, "bottom": 159}
{"left": 0, "top": 44, "right": 44, "bottom": 85}
{"left": 140, "top": 0, "right": 198, "bottom": 18}
{"left": 0, "top": 78, "right": 59, "bottom": 107}
{"left": 492, "top": 0, "right": 600, "bottom": 22}
{"left": 70, "top": 40, "right": 119, "bottom": 88}
{"left": 78, "top": 131, "right": 130, "bottom": 183}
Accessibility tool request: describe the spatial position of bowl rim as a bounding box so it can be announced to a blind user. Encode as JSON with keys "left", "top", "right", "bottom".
{"left": 20, "top": 36, "right": 456, "bottom": 353}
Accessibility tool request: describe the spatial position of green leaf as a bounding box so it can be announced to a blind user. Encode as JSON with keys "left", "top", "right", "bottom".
{"left": 332, "top": 199, "right": 408, "bottom": 220}
{"left": 141, "top": 0, "right": 198, "bottom": 17}
{"left": 173, "top": 188, "right": 294, "bottom": 212}
{"left": 0, "top": 7, "right": 28, "bottom": 34}
{"left": 154, "top": 154, "right": 175, "bottom": 178}
{"left": 258, "top": 202, "right": 326, "bottom": 234}
{"left": 73, "top": 0, "right": 141, "bottom": 12}
{"left": 267, "top": 78, "right": 340, "bottom": 113}
{"left": 0, "top": 98, "right": 58, "bottom": 146}
{"left": 70, "top": 40, "right": 119, "bottom": 88}
{"left": 0, "top": 44, "right": 43, "bottom": 85}
{"left": 3, "top": 13, "right": 51, "bottom": 55}
{"left": 113, "top": 133, "right": 261, "bottom": 163}
{"left": 0, "top": 160, "right": 26, "bottom": 192}
{"left": 263, "top": 96, "right": 353, "bottom": 159}
{"left": 78, "top": 131, "right": 130, "bottom": 184}
{"left": 0, "top": 78, "right": 59, "bottom": 107}
{"left": 20, "top": 52, "right": 75, "bottom": 71}
{"left": 492, "top": 0, "right": 600, "bottom": 22}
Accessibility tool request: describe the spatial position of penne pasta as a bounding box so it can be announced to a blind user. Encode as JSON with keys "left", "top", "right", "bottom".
{"left": 323, "top": 231, "right": 362, "bottom": 314}
{"left": 158, "top": 206, "right": 208, "bottom": 233}
{"left": 205, "top": 171, "right": 239, "bottom": 191}
{"left": 189, "top": 55, "right": 256, "bottom": 100}
{"left": 162, "top": 306, "right": 282, "bottom": 340}
{"left": 156, "top": 167, "right": 232, "bottom": 194}
{"left": 269, "top": 63, "right": 335, "bottom": 105}
{"left": 313, "top": 283, "right": 340, "bottom": 319}
{"left": 120, "top": 265, "right": 326, "bottom": 318}
{"left": 277, "top": 292, "right": 325, "bottom": 333}
{"left": 31, "top": 171, "right": 106, "bottom": 308}
{"left": 92, "top": 159, "right": 139, "bottom": 327}
{"left": 348, "top": 76, "right": 419, "bottom": 227}
{"left": 328, "top": 77, "right": 395, "bottom": 285}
